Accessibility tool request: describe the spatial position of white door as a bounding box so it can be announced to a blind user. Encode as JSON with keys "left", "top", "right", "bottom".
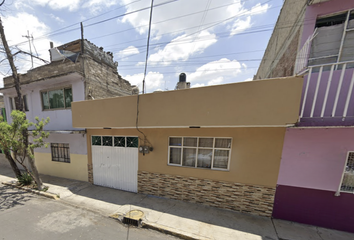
{"left": 91, "top": 136, "right": 139, "bottom": 192}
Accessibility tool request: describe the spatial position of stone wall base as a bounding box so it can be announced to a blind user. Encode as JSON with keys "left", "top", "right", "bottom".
{"left": 88, "top": 164, "right": 93, "bottom": 183}
{"left": 138, "top": 171, "right": 275, "bottom": 217}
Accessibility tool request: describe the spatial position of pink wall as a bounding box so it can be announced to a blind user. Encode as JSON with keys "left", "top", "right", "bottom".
{"left": 300, "top": 0, "right": 354, "bottom": 49}
{"left": 278, "top": 128, "right": 354, "bottom": 192}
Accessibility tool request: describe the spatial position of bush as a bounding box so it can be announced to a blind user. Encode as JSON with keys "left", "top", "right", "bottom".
{"left": 18, "top": 172, "right": 33, "bottom": 185}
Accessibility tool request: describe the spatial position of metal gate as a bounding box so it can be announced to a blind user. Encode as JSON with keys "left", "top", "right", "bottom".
{"left": 91, "top": 136, "right": 139, "bottom": 193}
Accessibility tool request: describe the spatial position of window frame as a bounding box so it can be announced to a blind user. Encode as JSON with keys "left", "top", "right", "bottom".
{"left": 91, "top": 136, "right": 139, "bottom": 148}
{"left": 309, "top": 9, "right": 354, "bottom": 66}
{"left": 167, "top": 136, "right": 232, "bottom": 171}
{"left": 51, "top": 143, "right": 70, "bottom": 163}
{"left": 40, "top": 86, "right": 73, "bottom": 111}
{"left": 9, "top": 95, "right": 29, "bottom": 112}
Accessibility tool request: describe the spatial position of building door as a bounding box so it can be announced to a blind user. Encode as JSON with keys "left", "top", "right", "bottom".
{"left": 91, "top": 136, "right": 139, "bottom": 193}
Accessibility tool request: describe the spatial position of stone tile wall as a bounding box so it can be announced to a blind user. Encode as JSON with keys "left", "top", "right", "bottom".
{"left": 88, "top": 163, "right": 93, "bottom": 183}
{"left": 138, "top": 171, "right": 275, "bottom": 217}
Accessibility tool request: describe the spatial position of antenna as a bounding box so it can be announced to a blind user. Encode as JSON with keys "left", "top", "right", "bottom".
{"left": 22, "top": 30, "right": 33, "bottom": 68}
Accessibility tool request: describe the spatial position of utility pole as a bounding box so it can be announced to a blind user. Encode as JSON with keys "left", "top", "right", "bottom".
{"left": 22, "top": 30, "right": 33, "bottom": 69}
{"left": 142, "top": 0, "right": 154, "bottom": 94}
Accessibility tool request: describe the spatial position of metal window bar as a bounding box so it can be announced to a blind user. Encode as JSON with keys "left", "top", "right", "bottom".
{"left": 336, "top": 10, "right": 351, "bottom": 65}
{"left": 51, "top": 143, "right": 70, "bottom": 163}
{"left": 340, "top": 152, "right": 354, "bottom": 193}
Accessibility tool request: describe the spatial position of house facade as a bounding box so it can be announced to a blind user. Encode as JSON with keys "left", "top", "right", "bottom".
{"left": 71, "top": 77, "right": 303, "bottom": 217}
{"left": 0, "top": 39, "right": 135, "bottom": 181}
{"left": 257, "top": 0, "right": 354, "bottom": 233}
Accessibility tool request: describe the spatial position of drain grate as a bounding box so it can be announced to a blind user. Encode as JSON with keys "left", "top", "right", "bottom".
{"left": 123, "top": 217, "right": 139, "bottom": 226}
{"left": 122, "top": 210, "right": 144, "bottom": 227}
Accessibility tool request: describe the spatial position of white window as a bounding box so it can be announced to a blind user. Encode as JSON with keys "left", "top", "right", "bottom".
{"left": 309, "top": 10, "right": 354, "bottom": 67}
{"left": 168, "top": 137, "right": 231, "bottom": 170}
{"left": 41, "top": 87, "right": 72, "bottom": 110}
{"left": 340, "top": 151, "right": 354, "bottom": 193}
{"left": 9, "top": 95, "right": 29, "bottom": 111}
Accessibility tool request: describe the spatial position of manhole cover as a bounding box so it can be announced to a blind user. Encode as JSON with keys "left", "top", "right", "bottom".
{"left": 122, "top": 210, "right": 144, "bottom": 226}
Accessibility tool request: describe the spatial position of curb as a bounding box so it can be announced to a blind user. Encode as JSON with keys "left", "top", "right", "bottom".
{"left": 109, "top": 212, "right": 209, "bottom": 240}
{"left": 2, "top": 181, "right": 59, "bottom": 200}
{"left": 141, "top": 222, "right": 211, "bottom": 240}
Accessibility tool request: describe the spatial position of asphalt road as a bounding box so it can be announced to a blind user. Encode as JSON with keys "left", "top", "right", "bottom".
{"left": 0, "top": 183, "right": 179, "bottom": 240}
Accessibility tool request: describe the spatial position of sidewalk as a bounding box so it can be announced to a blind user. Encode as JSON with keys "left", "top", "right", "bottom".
{"left": 1, "top": 158, "right": 353, "bottom": 240}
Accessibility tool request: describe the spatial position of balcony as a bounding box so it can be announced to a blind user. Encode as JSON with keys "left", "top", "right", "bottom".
{"left": 298, "top": 61, "right": 354, "bottom": 126}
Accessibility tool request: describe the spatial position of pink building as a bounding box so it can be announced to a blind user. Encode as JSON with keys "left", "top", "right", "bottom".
{"left": 257, "top": 0, "right": 354, "bottom": 233}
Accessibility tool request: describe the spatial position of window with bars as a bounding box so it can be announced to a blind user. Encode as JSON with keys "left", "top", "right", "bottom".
{"left": 91, "top": 136, "right": 138, "bottom": 148}
{"left": 309, "top": 10, "right": 354, "bottom": 67}
{"left": 168, "top": 137, "right": 231, "bottom": 170}
{"left": 51, "top": 143, "right": 70, "bottom": 163}
{"left": 340, "top": 152, "right": 354, "bottom": 193}
{"left": 41, "top": 87, "right": 72, "bottom": 110}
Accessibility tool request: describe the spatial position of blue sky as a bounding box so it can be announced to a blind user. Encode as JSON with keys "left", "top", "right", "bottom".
{"left": 0, "top": 0, "right": 283, "bottom": 93}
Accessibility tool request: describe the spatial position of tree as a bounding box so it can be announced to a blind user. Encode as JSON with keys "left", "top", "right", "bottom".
{"left": 0, "top": 0, "right": 48, "bottom": 190}
{"left": 0, "top": 111, "right": 49, "bottom": 188}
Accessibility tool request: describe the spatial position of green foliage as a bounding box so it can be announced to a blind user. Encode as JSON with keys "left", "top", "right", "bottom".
{"left": 17, "top": 172, "right": 33, "bottom": 185}
{"left": 0, "top": 110, "right": 50, "bottom": 160}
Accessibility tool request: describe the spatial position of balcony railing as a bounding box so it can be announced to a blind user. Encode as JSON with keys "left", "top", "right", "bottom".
{"left": 298, "top": 60, "right": 354, "bottom": 126}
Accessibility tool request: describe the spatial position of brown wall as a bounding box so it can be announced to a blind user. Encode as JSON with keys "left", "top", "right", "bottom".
{"left": 73, "top": 77, "right": 303, "bottom": 128}
{"left": 255, "top": 0, "right": 306, "bottom": 79}
{"left": 86, "top": 127, "right": 286, "bottom": 187}
{"left": 269, "top": 29, "right": 300, "bottom": 78}
{"left": 84, "top": 56, "right": 133, "bottom": 99}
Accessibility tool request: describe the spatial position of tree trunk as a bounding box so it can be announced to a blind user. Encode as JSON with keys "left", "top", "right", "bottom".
{"left": 0, "top": 17, "right": 43, "bottom": 190}
{"left": 27, "top": 155, "right": 42, "bottom": 190}
{"left": 4, "top": 150, "right": 22, "bottom": 178}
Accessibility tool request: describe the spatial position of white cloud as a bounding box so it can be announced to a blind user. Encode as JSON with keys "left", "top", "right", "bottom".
{"left": 230, "top": 16, "right": 251, "bottom": 36}
{"left": 124, "top": 71, "right": 164, "bottom": 93}
{"left": 117, "top": 46, "right": 140, "bottom": 58}
{"left": 1, "top": 13, "right": 58, "bottom": 74}
{"left": 249, "top": 3, "right": 270, "bottom": 16}
{"left": 82, "top": 0, "right": 119, "bottom": 14}
{"left": 31, "top": 0, "right": 81, "bottom": 11}
{"left": 191, "top": 83, "right": 205, "bottom": 88}
{"left": 244, "top": 78, "right": 253, "bottom": 82}
{"left": 121, "top": 0, "right": 269, "bottom": 37}
{"left": 187, "top": 58, "right": 245, "bottom": 86}
{"left": 148, "top": 31, "right": 217, "bottom": 65}
{"left": 49, "top": 14, "right": 64, "bottom": 23}
{"left": 120, "top": 0, "right": 269, "bottom": 65}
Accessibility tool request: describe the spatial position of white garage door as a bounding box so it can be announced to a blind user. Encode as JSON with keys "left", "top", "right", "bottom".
{"left": 91, "top": 136, "right": 139, "bottom": 193}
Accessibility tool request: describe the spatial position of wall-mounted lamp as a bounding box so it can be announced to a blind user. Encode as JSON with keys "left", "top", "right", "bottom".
{"left": 139, "top": 145, "right": 153, "bottom": 155}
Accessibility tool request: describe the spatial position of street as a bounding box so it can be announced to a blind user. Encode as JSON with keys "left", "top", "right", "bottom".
{"left": 0, "top": 183, "right": 179, "bottom": 240}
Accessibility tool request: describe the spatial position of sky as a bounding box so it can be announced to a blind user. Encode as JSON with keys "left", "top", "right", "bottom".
{"left": 0, "top": 0, "right": 283, "bottom": 93}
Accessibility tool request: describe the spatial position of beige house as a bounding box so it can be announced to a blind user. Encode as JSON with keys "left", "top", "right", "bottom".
{"left": 72, "top": 76, "right": 303, "bottom": 217}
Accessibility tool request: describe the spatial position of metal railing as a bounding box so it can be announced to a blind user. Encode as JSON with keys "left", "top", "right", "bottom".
{"left": 299, "top": 60, "right": 354, "bottom": 119}
{"left": 294, "top": 30, "right": 317, "bottom": 75}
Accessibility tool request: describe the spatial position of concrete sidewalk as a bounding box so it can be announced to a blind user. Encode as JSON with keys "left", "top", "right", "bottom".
{"left": 1, "top": 159, "right": 353, "bottom": 240}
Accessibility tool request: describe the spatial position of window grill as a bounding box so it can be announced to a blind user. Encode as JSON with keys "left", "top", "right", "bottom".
{"left": 51, "top": 143, "right": 70, "bottom": 163}
{"left": 91, "top": 136, "right": 138, "bottom": 148}
{"left": 340, "top": 152, "right": 354, "bottom": 193}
